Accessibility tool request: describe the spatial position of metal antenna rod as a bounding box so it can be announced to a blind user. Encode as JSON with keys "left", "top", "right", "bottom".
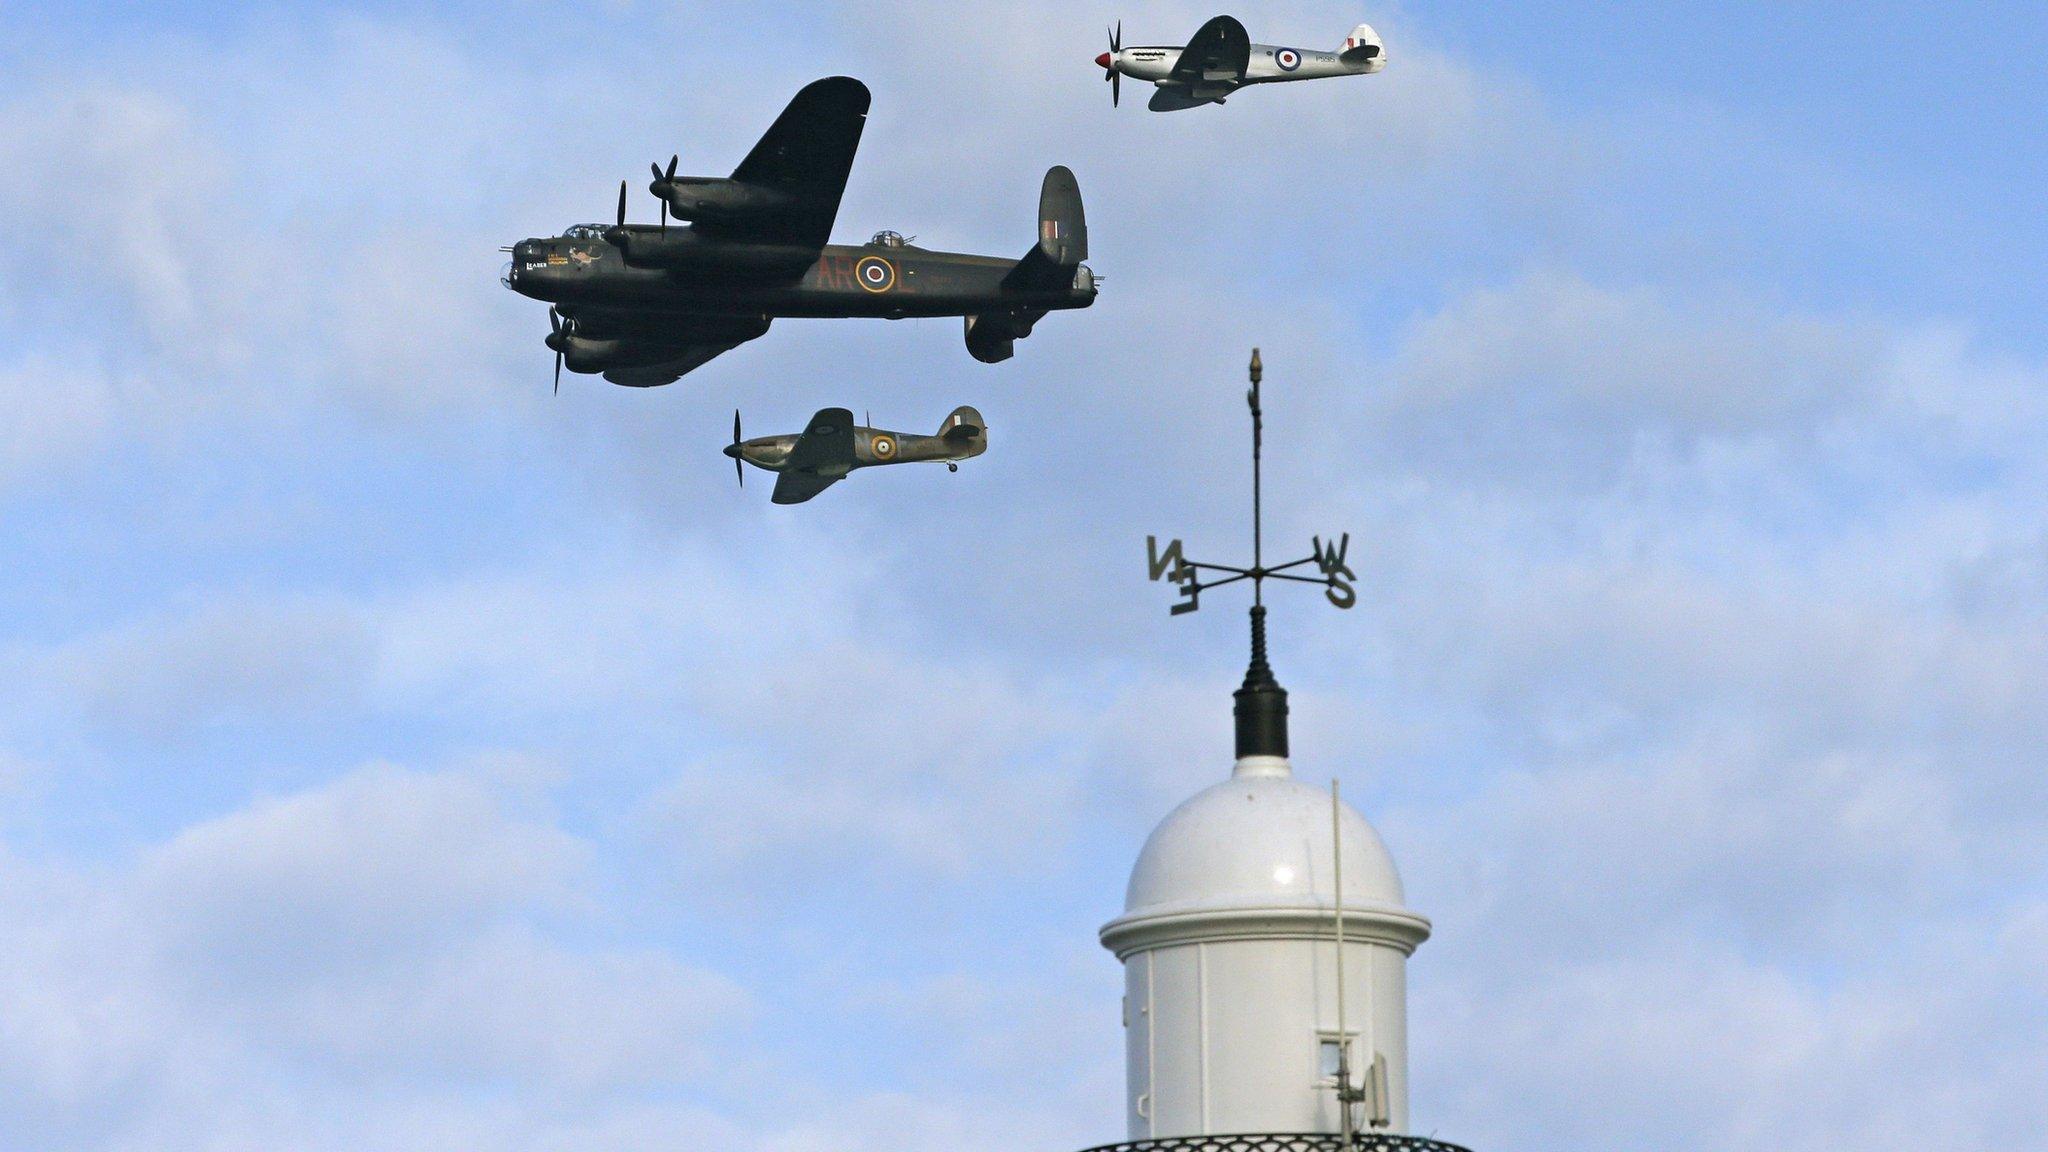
{"left": 1249, "top": 348, "right": 1264, "bottom": 606}
{"left": 1334, "top": 778, "right": 1356, "bottom": 1145}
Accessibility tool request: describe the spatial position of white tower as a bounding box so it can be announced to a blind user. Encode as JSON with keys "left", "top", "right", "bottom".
{"left": 1101, "top": 613, "right": 1430, "bottom": 1139}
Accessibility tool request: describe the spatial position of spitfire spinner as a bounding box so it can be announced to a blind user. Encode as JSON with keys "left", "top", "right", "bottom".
{"left": 1096, "top": 15, "right": 1384, "bottom": 111}
{"left": 726, "top": 406, "right": 988, "bottom": 505}
{"left": 502, "top": 77, "right": 1096, "bottom": 388}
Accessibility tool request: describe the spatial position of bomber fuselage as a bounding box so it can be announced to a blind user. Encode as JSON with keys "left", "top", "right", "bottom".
{"left": 504, "top": 228, "right": 1096, "bottom": 321}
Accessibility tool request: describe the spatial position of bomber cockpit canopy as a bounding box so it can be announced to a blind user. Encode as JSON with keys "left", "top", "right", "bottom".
{"left": 869, "top": 230, "right": 907, "bottom": 248}
{"left": 563, "top": 224, "right": 609, "bottom": 240}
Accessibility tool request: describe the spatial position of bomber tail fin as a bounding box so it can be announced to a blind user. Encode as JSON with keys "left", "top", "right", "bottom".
{"left": 1003, "top": 166, "right": 1087, "bottom": 291}
{"left": 1035, "top": 165, "right": 1087, "bottom": 265}
{"left": 1340, "top": 23, "right": 1385, "bottom": 70}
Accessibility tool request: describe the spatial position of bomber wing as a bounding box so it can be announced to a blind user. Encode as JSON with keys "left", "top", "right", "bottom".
{"left": 772, "top": 407, "right": 859, "bottom": 504}
{"left": 1168, "top": 15, "right": 1252, "bottom": 85}
{"left": 601, "top": 337, "right": 760, "bottom": 387}
{"left": 709, "top": 76, "right": 871, "bottom": 250}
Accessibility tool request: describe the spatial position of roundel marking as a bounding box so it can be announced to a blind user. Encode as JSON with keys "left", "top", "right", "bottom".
{"left": 871, "top": 434, "right": 897, "bottom": 460}
{"left": 1276, "top": 48, "right": 1301, "bottom": 71}
{"left": 855, "top": 256, "right": 898, "bottom": 293}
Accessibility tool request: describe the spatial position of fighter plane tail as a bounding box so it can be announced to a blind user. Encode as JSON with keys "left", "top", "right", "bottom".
{"left": 938, "top": 406, "right": 989, "bottom": 458}
{"left": 1339, "top": 23, "right": 1385, "bottom": 70}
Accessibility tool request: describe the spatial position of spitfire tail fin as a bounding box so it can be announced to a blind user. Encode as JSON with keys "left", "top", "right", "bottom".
{"left": 1340, "top": 23, "right": 1385, "bottom": 69}
{"left": 938, "top": 406, "right": 989, "bottom": 458}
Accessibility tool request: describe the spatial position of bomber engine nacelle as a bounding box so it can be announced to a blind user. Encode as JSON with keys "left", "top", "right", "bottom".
{"left": 656, "top": 177, "right": 797, "bottom": 225}
{"left": 963, "top": 312, "right": 1036, "bottom": 364}
{"left": 548, "top": 315, "right": 772, "bottom": 373}
{"left": 647, "top": 154, "right": 800, "bottom": 229}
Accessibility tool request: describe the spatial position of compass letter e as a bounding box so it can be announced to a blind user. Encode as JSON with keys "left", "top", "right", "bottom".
{"left": 1147, "top": 536, "right": 1200, "bottom": 615}
{"left": 1312, "top": 533, "right": 1357, "bottom": 610}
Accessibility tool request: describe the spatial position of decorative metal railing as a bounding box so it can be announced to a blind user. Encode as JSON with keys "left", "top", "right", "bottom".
{"left": 1077, "top": 1134, "right": 1473, "bottom": 1152}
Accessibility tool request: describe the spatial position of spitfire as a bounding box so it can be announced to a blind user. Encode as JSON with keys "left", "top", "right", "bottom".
{"left": 1096, "top": 15, "right": 1385, "bottom": 111}
{"left": 502, "top": 77, "right": 1097, "bottom": 388}
{"left": 726, "top": 407, "right": 989, "bottom": 505}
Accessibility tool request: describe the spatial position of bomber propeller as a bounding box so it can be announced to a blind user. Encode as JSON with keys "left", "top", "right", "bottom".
{"left": 547, "top": 306, "right": 565, "bottom": 394}
{"left": 731, "top": 409, "right": 744, "bottom": 487}
{"left": 649, "top": 154, "right": 679, "bottom": 232}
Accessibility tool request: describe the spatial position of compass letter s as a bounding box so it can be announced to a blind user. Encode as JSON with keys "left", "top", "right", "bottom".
{"left": 1312, "top": 533, "right": 1357, "bottom": 610}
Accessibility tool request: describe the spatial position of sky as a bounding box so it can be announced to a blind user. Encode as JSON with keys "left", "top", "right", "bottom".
{"left": 0, "top": 2, "right": 2044, "bottom": 1150}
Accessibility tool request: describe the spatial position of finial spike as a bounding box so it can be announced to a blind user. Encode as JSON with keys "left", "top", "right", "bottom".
{"left": 1249, "top": 347, "right": 1263, "bottom": 384}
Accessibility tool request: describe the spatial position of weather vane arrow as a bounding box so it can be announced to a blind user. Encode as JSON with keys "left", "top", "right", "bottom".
{"left": 1146, "top": 348, "right": 1358, "bottom": 618}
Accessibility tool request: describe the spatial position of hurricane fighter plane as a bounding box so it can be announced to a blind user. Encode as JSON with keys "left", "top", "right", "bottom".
{"left": 726, "top": 406, "right": 988, "bottom": 504}
{"left": 502, "top": 77, "right": 1096, "bottom": 388}
{"left": 1096, "top": 15, "right": 1384, "bottom": 111}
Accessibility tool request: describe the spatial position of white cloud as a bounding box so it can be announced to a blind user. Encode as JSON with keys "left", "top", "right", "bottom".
{"left": 47, "top": 597, "right": 377, "bottom": 740}
{"left": 0, "top": 762, "right": 750, "bottom": 1147}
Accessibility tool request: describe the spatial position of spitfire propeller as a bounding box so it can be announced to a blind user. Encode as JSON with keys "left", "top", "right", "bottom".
{"left": 1100, "top": 21, "right": 1122, "bottom": 107}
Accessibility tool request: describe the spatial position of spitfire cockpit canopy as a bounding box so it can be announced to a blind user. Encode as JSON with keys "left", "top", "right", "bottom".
{"left": 869, "top": 230, "right": 907, "bottom": 248}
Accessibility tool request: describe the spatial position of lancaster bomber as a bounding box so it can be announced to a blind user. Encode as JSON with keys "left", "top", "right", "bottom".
{"left": 502, "top": 77, "right": 1097, "bottom": 388}
{"left": 1096, "top": 15, "right": 1385, "bottom": 111}
{"left": 727, "top": 406, "right": 988, "bottom": 504}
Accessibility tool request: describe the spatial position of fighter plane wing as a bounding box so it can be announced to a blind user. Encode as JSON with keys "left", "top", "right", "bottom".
{"left": 601, "top": 340, "right": 752, "bottom": 387}
{"left": 708, "top": 76, "right": 871, "bottom": 250}
{"left": 1168, "top": 15, "right": 1252, "bottom": 85}
{"left": 771, "top": 470, "right": 842, "bottom": 505}
{"left": 772, "top": 407, "right": 858, "bottom": 504}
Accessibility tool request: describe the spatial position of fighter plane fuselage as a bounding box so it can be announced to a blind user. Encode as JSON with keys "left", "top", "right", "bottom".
{"left": 1107, "top": 43, "right": 1374, "bottom": 85}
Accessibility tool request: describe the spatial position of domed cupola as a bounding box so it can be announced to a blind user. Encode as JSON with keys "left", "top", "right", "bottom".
{"left": 1101, "top": 618, "right": 1430, "bottom": 1140}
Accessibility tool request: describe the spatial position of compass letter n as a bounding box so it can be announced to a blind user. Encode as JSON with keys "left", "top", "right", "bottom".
{"left": 1313, "top": 533, "right": 1358, "bottom": 610}
{"left": 1147, "top": 536, "right": 1200, "bottom": 616}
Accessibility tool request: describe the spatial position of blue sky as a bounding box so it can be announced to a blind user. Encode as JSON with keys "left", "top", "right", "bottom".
{"left": 1, "top": 3, "right": 2044, "bottom": 1150}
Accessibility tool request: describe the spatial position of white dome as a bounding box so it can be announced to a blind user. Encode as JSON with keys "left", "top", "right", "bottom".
{"left": 1122, "top": 757, "right": 1407, "bottom": 917}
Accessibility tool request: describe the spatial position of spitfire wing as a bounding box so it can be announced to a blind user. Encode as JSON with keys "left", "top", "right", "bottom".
{"left": 601, "top": 340, "right": 751, "bottom": 387}
{"left": 1168, "top": 15, "right": 1252, "bottom": 85}
{"left": 713, "top": 76, "right": 871, "bottom": 250}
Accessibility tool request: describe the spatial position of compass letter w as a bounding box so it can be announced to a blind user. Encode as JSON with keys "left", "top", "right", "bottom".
{"left": 1312, "top": 533, "right": 1358, "bottom": 610}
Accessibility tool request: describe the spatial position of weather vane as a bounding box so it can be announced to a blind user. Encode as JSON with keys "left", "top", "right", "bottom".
{"left": 1145, "top": 349, "right": 1355, "bottom": 762}
{"left": 1147, "top": 348, "right": 1357, "bottom": 618}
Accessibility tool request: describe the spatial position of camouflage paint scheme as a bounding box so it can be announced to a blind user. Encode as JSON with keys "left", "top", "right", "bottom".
{"left": 502, "top": 77, "right": 1095, "bottom": 386}
{"left": 726, "top": 406, "right": 990, "bottom": 505}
